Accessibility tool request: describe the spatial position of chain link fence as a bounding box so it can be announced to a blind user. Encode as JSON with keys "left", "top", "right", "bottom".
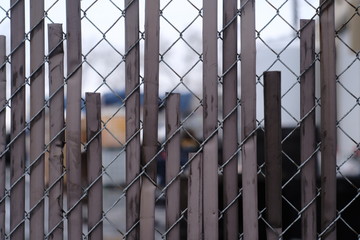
{"left": 0, "top": 0, "right": 360, "bottom": 239}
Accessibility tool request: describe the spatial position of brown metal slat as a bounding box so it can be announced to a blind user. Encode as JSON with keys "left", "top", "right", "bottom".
{"left": 10, "top": 0, "right": 26, "bottom": 238}
{"left": 264, "top": 71, "right": 282, "bottom": 240}
{"left": 165, "top": 93, "right": 181, "bottom": 240}
{"left": 86, "top": 93, "right": 103, "bottom": 240}
{"left": 300, "top": 19, "right": 317, "bottom": 240}
{"left": 319, "top": 0, "right": 337, "bottom": 239}
{"left": 65, "top": 0, "right": 83, "bottom": 239}
{"left": 222, "top": 0, "right": 239, "bottom": 238}
{"left": 125, "top": 0, "right": 141, "bottom": 239}
{"left": 48, "top": 23, "right": 65, "bottom": 240}
{"left": 29, "top": 0, "right": 45, "bottom": 238}
{"left": 240, "top": 1, "right": 258, "bottom": 239}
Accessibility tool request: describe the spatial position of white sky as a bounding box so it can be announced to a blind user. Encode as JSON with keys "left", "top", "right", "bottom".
{"left": 2, "top": 0, "right": 360, "bottom": 159}
{"left": 0, "top": 0, "right": 320, "bottom": 95}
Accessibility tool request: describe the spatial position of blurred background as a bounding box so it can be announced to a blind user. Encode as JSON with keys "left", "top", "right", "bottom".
{"left": 1, "top": 0, "right": 360, "bottom": 239}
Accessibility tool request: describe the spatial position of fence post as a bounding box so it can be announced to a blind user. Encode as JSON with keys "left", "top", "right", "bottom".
{"left": 222, "top": 0, "right": 238, "bottom": 238}
{"left": 203, "top": 0, "right": 219, "bottom": 239}
{"left": 140, "top": 0, "right": 159, "bottom": 239}
{"left": 10, "top": 0, "right": 26, "bottom": 238}
{"left": 300, "top": 19, "right": 317, "bottom": 240}
{"left": 264, "top": 71, "right": 282, "bottom": 240}
{"left": 66, "top": 0, "right": 83, "bottom": 239}
{"left": 86, "top": 93, "right": 103, "bottom": 240}
{"left": 0, "top": 35, "right": 6, "bottom": 239}
{"left": 188, "top": 153, "right": 203, "bottom": 240}
{"left": 240, "top": 1, "right": 258, "bottom": 239}
{"left": 125, "top": 0, "right": 141, "bottom": 239}
{"left": 125, "top": 0, "right": 140, "bottom": 240}
{"left": 165, "top": 93, "right": 181, "bottom": 240}
{"left": 30, "top": 0, "right": 45, "bottom": 238}
{"left": 319, "top": 0, "right": 337, "bottom": 239}
{"left": 48, "top": 23, "right": 65, "bottom": 240}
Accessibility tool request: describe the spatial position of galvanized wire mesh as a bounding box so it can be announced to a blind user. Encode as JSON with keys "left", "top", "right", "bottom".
{"left": 0, "top": 0, "right": 359, "bottom": 239}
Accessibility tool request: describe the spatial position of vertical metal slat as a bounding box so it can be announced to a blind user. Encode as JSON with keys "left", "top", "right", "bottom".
{"left": 222, "top": 0, "right": 238, "bottom": 238}
{"left": 65, "top": 0, "right": 83, "bottom": 239}
{"left": 264, "top": 71, "right": 282, "bottom": 240}
{"left": 187, "top": 153, "right": 203, "bottom": 240}
{"left": 165, "top": 93, "right": 181, "bottom": 240}
{"left": 319, "top": 0, "right": 337, "bottom": 239}
{"left": 240, "top": 1, "right": 258, "bottom": 239}
{"left": 140, "top": 0, "right": 160, "bottom": 239}
{"left": 125, "top": 0, "right": 141, "bottom": 239}
{"left": 300, "top": 19, "right": 317, "bottom": 240}
{"left": 203, "top": 0, "right": 219, "bottom": 239}
{"left": 86, "top": 93, "right": 103, "bottom": 240}
{"left": 10, "top": 0, "right": 26, "bottom": 238}
{"left": 48, "top": 23, "right": 65, "bottom": 240}
{"left": 0, "top": 35, "right": 6, "bottom": 239}
{"left": 29, "top": 0, "right": 45, "bottom": 238}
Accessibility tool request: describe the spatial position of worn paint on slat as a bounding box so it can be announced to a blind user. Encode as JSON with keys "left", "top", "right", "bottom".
{"left": 300, "top": 19, "right": 317, "bottom": 240}
{"left": 125, "top": 0, "right": 141, "bottom": 239}
{"left": 240, "top": 1, "right": 258, "bottom": 239}
{"left": 165, "top": 93, "right": 181, "bottom": 240}
{"left": 319, "top": 0, "right": 337, "bottom": 239}
{"left": 30, "top": 0, "right": 45, "bottom": 238}
{"left": 203, "top": 0, "right": 219, "bottom": 239}
{"left": 222, "top": 0, "right": 238, "bottom": 239}
{"left": 140, "top": 0, "right": 160, "bottom": 239}
{"left": 188, "top": 153, "right": 203, "bottom": 240}
{"left": 66, "top": 0, "right": 83, "bottom": 239}
{"left": 86, "top": 93, "right": 103, "bottom": 240}
{"left": 10, "top": 0, "right": 26, "bottom": 238}
{"left": 48, "top": 23, "right": 65, "bottom": 240}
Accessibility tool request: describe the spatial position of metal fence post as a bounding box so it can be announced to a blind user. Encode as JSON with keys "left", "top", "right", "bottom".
{"left": 10, "top": 0, "right": 26, "bottom": 238}
{"left": 30, "top": 0, "right": 45, "bottom": 238}
{"left": 319, "top": 0, "right": 337, "bottom": 239}
{"left": 300, "top": 19, "right": 317, "bottom": 240}
{"left": 0, "top": 35, "right": 6, "bottom": 240}
{"left": 264, "top": 71, "right": 282, "bottom": 240}
{"left": 203, "top": 0, "right": 219, "bottom": 239}
{"left": 66, "top": 0, "right": 83, "bottom": 239}
{"left": 165, "top": 93, "right": 181, "bottom": 240}
{"left": 86, "top": 93, "right": 103, "bottom": 240}
{"left": 48, "top": 23, "right": 65, "bottom": 240}
{"left": 240, "top": 1, "right": 258, "bottom": 239}
{"left": 222, "top": 0, "right": 238, "bottom": 238}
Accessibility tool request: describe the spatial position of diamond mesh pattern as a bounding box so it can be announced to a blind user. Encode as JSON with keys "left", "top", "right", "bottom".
{"left": 0, "top": 0, "right": 359, "bottom": 239}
